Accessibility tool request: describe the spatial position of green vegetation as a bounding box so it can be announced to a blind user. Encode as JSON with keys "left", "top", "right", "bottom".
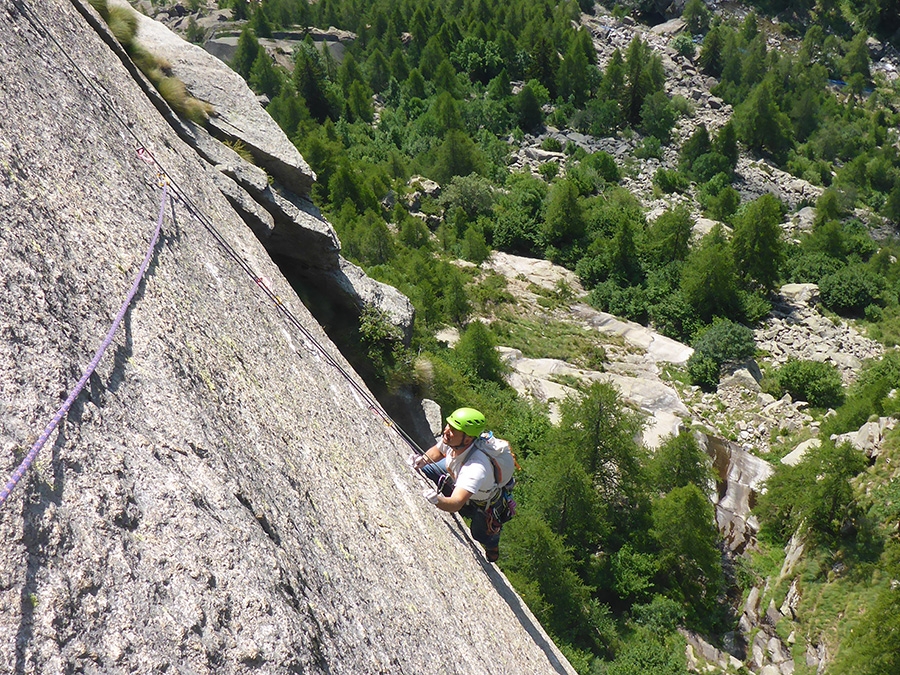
{"left": 490, "top": 314, "right": 610, "bottom": 370}
{"left": 687, "top": 319, "right": 756, "bottom": 390}
{"left": 771, "top": 359, "right": 844, "bottom": 409}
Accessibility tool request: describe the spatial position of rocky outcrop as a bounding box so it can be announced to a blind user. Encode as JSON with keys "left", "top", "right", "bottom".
{"left": 0, "top": 2, "right": 573, "bottom": 673}
{"left": 756, "top": 284, "right": 883, "bottom": 384}
{"left": 700, "top": 435, "right": 773, "bottom": 553}
{"left": 478, "top": 253, "right": 692, "bottom": 447}
{"left": 120, "top": 0, "right": 315, "bottom": 196}
{"left": 498, "top": 346, "right": 690, "bottom": 444}
{"left": 107, "top": 0, "right": 413, "bottom": 339}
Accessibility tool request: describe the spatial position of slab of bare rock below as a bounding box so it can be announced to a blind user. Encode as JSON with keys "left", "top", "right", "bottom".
{"left": 701, "top": 435, "right": 774, "bottom": 552}
{"left": 0, "top": 3, "right": 576, "bottom": 673}
{"left": 497, "top": 348, "right": 688, "bottom": 447}
{"left": 115, "top": 0, "right": 316, "bottom": 197}
{"left": 569, "top": 304, "right": 694, "bottom": 365}
{"left": 487, "top": 251, "right": 585, "bottom": 296}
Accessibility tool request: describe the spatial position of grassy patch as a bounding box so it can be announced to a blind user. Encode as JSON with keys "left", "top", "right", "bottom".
{"left": 528, "top": 279, "right": 579, "bottom": 311}
{"left": 864, "top": 303, "right": 900, "bottom": 347}
{"left": 490, "top": 313, "right": 609, "bottom": 370}
{"left": 469, "top": 271, "right": 515, "bottom": 314}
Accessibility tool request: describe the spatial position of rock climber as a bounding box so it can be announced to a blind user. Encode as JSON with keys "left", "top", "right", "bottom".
{"left": 408, "top": 407, "right": 506, "bottom": 562}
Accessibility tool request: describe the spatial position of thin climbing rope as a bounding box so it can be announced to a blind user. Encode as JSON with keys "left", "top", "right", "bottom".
{"left": 0, "top": 184, "right": 169, "bottom": 507}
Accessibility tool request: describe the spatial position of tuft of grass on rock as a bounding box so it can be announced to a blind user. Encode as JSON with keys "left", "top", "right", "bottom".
{"left": 106, "top": 4, "right": 137, "bottom": 45}
{"left": 89, "top": 0, "right": 211, "bottom": 125}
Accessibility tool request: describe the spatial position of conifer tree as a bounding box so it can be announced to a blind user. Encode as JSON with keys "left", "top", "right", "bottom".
{"left": 732, "top": 194, "right": 785, "bottom": 292}
{"left": 293, "top": 38, "right": 335, "bottom": 122}
{"left": 232, "top": 27, "right": 260, "bottom": 80}
{"left": 734, "top": 80, "right": 792, "bottom": 161}
{"left": 681, "top": 223, "right": 740, "bottom": 322}
{"left": 249, "top": 50, "right": 281, "bottom": 98}
{"left": 698, "top": 24, "right": 724, "bottom": 77}
{"left": 842, "top": 30, "right": 871, "bottom": 81}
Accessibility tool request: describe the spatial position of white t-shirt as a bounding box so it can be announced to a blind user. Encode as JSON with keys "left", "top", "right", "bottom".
{"left": 437, "top": 441, "right": 495, "bottom": 502}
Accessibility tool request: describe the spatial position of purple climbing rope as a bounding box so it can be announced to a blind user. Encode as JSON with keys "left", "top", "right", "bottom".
{"left": 0, "top": 183, "right": 169, "bottom": 507}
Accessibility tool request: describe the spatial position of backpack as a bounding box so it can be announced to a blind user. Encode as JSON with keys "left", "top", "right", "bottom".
{"left": 471, "top": 431, "right": 517, "bottom": 488}
{"left": 470, "top": 432, "right": 519, "bottom": 529}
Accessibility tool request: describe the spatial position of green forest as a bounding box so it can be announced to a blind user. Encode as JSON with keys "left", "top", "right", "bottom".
{"left": 198, "top": 0, "right": 900, "bottom": 671}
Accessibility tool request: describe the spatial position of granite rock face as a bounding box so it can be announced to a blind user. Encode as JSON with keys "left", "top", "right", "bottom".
{"left": 108, "top": 0, "right": 414, "bottom": 341}
{"left": 0, "top": 2, "right": 573, "bottom": 673}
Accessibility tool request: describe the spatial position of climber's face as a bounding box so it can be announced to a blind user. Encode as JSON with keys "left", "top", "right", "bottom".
{"left": 443, "top": 424, "right": 471, "bottom": 450}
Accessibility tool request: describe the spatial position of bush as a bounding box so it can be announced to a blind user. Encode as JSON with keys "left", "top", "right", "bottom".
{"left": 819, "top": 264, "right": 885, "bottom": 315}
{"left": 634, "top": 136, "right": 662, "bottom": 159}
{"left": 538, "top": 161, "right": 560, "bottom": 181}
{"left": 585, "top": 151, "right": 621, "bottom": 183}
{"left": 774, "top": 359, "right": 845, "bottom": 408}
{"left": 687, "top": 353, "right": 720, "bottom": 391}
{"left": 783, "top": 251, "right": 844, "bottom": 284}
{"left": 648, "top": 292, "right": 701, "bottom": 342}
{"left": 589, "top": 281, "right": 650, "bottom": 324}
{"left": 541, "top": 137, "right": 563, "bottom": 152}
{"left": 687, "top": 319, "right": 756, "bottom": 389}
{"left": 670, "top": 33, "right": 695, "bottom": 58}
{"left": 653, "top": 168, "right": 689, "bottom": 194}
{"left": 821, "top": 350, "right": 900, "bottom": 435}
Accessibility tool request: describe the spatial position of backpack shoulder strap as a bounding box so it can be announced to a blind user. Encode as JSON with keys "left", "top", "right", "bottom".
{"left": 469, "top": 443, "right": 502, "bottom": 487}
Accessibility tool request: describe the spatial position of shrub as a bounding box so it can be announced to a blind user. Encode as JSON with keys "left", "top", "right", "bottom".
{"left": 634, "top": 136, "right": 662, "bottom": 159}
{"left": 670, "top": 33, "right": 695, "bottom": 58}
{"left": 687, "top": 319, "right": 755, "bottom": 389}
{"left": 687, "top": 353, "right": 720, "bottom": 390}
{"left": 640, "top": 91, "right": 677, "bottom": 144}
{"left": 819, "top": 264, "right": 885, "bottom": 315}
{"left": 584, "top": 151, "right": 621, "bottom": 183}
{"left": 865, "top": 304, "right": 884, "bottom": 322}
{"left": 538, "top": 161, "right": 560, "bottom": 182}
{"left": 783, "top": 251, "right": 843, "bottom": 284}
{"left": 653, "top": 168, "right": 689, "bottom": 194}
{"left": 588, "top": 281, "right": 649, "bottom": 324}
{"left": 774, "top": 359, "right": 844, "bottom": 408}
{"left": 821, "top": 350, "right": 900, "bottom": 435}
{"left": 541, "top": 137, "right": 563, "bottom": 152}
{"left": 758, "top": 439, "right": 866, "bottom": 545}
{"left": 649, "top": 292, "right": 700, "bottom": 342}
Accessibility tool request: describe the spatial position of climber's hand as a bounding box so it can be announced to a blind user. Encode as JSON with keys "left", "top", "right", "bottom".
{"left": 408, "top": 453, "right": 428, "bottom": 470}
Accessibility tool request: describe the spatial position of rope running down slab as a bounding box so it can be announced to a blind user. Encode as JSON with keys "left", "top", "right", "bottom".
{"left": 0, "top": 184, "right": 169, "bottom": 508}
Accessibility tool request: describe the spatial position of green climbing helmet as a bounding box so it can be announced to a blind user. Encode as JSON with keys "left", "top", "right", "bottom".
{"left": 446, "top": 407, "right": 486, "bottom": 438}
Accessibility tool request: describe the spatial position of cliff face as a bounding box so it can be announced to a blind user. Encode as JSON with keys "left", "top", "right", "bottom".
{"left": 0, "top": 1, "right": 573, "bottom": 673}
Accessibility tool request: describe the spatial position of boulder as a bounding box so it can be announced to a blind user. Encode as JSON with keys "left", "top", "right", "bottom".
{"left": 781, "top": 437, "right": 821, "bottom": 466}
{"left": 701, "top": 435, "right": 774, "bottom": 552}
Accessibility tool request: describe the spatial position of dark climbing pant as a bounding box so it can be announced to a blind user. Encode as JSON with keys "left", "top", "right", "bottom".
{"left": 421, "top": 458, "right": 501, "bottom": 550}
